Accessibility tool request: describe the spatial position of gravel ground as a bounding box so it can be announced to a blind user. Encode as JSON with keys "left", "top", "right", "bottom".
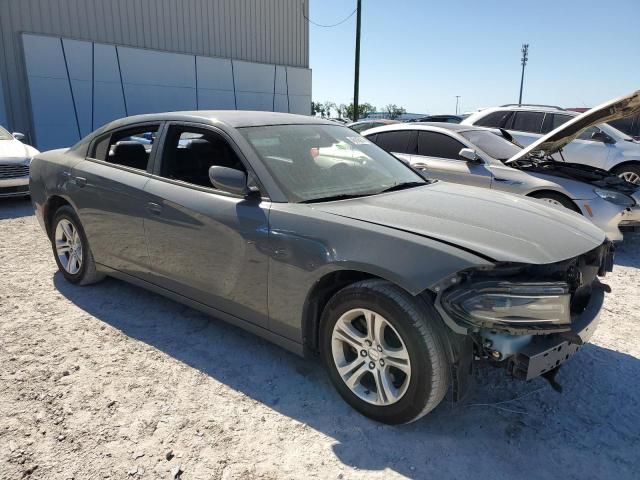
{"left": 1, "top": 197, "right": 639, "bottom": 480}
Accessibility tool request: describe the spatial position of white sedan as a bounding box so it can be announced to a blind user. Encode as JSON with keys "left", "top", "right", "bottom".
{"left": 0, "top": 126, "right": 39, "bottom": 198}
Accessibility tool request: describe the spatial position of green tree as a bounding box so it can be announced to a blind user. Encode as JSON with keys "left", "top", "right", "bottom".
{"left": 346, "top": 102, "right": 376, "bottom": 120}
{"left": 385, "top": 104, "right": 407, "bottom": 120}
{"left": 322, "top": 101, "right": 336, "bottom": 118}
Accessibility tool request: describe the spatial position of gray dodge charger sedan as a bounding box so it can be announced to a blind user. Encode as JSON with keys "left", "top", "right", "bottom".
{"left": 30, "top": 111, "right": 614, "bottom": 424}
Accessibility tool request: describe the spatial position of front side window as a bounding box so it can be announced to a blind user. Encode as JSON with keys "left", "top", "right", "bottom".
{"left": 459, "top": 130, "right": 522, "bottom": 161}
{"left": 417, "top": 131, "right": 465, "bottom": 159}
{"left": 160, "top": 126, "right": 246, "bottom": 188}
{"left": 240, "top": 124, "right": 425, "bottom": 203}
{"left": 509, "top": 111, "right": 545, "bottom": 133}
{"left": 92, "top": 125, "right": 159, "bottom": 171}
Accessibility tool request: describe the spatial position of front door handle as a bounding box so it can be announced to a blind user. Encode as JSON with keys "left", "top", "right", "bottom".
{"left": 73, "top": 176, "right": 87, "bottom": 187}
{"left": 412, "top": 163, "right": 429, "bottom": 170}
{"left": 146, "top": 202, "right": 162, "bottom": 215}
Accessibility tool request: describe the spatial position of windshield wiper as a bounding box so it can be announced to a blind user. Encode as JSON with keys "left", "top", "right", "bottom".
{"left": 299, "top": 192, "right": 374, "bottom": 204}
{"left": 377, "top": 181, "right": 426, "bottom": 194}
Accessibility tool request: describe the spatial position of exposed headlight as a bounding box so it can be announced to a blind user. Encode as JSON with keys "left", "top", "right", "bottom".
{"left": 442, "top": 281, "right": 571, "bottom": 328}
{"left": 594, "top": 188, "right": 634, "bottom": 207}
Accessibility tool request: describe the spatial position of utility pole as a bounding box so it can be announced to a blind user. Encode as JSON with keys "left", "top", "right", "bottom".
{"left": 352, "top": 0, "right": 362, "bottom": 121}
{"left": 518, "top": 43, "right": 529, "bottom": 106}
{"left": 455, "top": 96, "right": 461, "bottom": 115}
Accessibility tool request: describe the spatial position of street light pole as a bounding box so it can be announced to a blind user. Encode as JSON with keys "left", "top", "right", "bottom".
{"left": 455, "top": 96, "right": 460, "bottom": 115}
{"left": 352, "top": 0, "right": 362, "bottom": 121}
{"left": 518, "top": 43, "right": 529, "bottom": 106}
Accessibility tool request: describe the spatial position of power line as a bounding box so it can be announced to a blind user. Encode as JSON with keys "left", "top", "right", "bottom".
{"left": 303, "top": 6, "right": 357, "bottom": 28}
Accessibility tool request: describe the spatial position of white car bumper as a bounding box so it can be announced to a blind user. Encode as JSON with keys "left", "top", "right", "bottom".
{"left": 0, "top": 175, "right": 30, "bottom": 197}
{"left": 580, "top": 199, "right": 640, "bottom": 242}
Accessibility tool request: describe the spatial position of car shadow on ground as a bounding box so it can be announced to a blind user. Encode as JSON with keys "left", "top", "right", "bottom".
{"left": 54, "top": 271, "right": 640, "bottom": 479}
{"left": 0, "top": 197, "right": 33, "bottom": 220}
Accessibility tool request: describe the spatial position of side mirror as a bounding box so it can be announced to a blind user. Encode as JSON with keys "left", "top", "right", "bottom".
{"left": 591, "top": 131, "right": 614, "bottom": 144}
{"left": 459, "top": 148, "right": 481, "bottom": 163}
{"left": 209, "top": 166, "right": 255, "bottom": 196}
{"left": 12, "top": 132, "right": 25, "bottom": 141}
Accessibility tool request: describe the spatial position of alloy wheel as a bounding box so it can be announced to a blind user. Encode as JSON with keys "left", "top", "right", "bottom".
{"left": 54, "top": 219, "right": 83, "bottom": 275}
{"left": 539, "top": 197, "right": 564, "bottom": 207}
{"left": 619, "top": 171, "right": 640, "bottom": 185}
{"left": 331, "top": 308, "right": 411, "bottom": 406}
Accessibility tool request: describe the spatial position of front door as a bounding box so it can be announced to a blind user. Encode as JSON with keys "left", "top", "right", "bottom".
{"left": 142, "top": 123, "right": 270, "bottom": 328}
{"left": 410, "top": 130, "right": 492, "bottom": 188}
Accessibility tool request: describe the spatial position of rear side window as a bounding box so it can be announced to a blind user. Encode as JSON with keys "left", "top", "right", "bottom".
{"left": 92, "top": 125, "right": 159, "bottom": 171}
{"left": 373, "top": 131, "right": 416, "bottom": 154}
{"left": 509, "top": 112, "right": 545, "bottom": 133}
{"left": 474, "top": 110, "right": 513, "bottom": 128}
{"left": 417, "top": 131, "right": 465, "bottom": 159}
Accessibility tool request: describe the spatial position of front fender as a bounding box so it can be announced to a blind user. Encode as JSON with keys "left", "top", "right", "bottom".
{"left": 266, "top": 205, "right": 492, "bottom": 343}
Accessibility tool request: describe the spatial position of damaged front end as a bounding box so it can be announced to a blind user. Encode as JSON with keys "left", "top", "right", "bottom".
{"left": 433, "top": 241, "right": 614, "bottom": 396}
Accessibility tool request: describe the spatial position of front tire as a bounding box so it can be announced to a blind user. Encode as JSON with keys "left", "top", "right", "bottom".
{"left": 51, "top": 206, "right": 104, "bottom": 285}
{"left": 320, "top": 279, "right": 450, "bottom": 424}
{"left": 530, "top": 191, "right": 580, "bottom": 213}
{"left": 612, "top": 164, "right": 640, "bottom": 186}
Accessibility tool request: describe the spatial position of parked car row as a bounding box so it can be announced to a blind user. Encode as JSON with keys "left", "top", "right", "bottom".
{"left": 28, "top": 94, "right": 635, "bottom": 424}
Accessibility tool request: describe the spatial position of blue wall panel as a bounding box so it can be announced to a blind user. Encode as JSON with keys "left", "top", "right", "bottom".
{"left": 92, "top": 44, "right": 126, "bottom": 129}
{"left": 23, "top": 34, "right": 79, "bottom": 150}
{"left": 62, "top": 39, "right": 93, "bottom": 136}
{"left": 196, "top": 56, "right": 236, "bottom": 110}
{"left": 0, "top": 73, "right": 7, "bottom": 127}
{"left": 119, "top": 47, "right": 197, "bottom": 115}
{"left": 22, "top": 34, "right": 312, "bottom": 149}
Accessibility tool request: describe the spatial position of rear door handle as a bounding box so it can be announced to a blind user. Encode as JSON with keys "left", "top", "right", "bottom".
{"left": 147, "top": 202, "right": 162, "bottom": 215}
{"left": 73, "top": 176, "right": 87, "bottom": 187}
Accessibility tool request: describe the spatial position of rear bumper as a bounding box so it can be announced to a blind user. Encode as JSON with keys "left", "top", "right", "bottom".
{"left": 508, "top": 287, "right": 604, "bottom": 380}
{"left": 0, "top": 176, "right": 30, "bottom": 197}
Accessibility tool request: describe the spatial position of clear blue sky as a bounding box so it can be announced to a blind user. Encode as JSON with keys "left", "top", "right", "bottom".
{"left": 309, "top": 0, "right": 640, "bottom": 115}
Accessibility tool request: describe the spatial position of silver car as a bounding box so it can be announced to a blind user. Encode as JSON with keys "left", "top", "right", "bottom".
{"left": 364, "top": 92, "right": 640, "bottom": 242}
{"left": 0, "top": 126, "right": 39, "bottom": 198}
{"left": 30, "top": 111, "right": 614, "bottom": 424}
{"left": 461, "top": 92, "right": 640, "bottom": 184}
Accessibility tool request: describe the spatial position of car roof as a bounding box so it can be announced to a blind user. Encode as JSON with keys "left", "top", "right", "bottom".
{"left": 100, "top": 111, "right": 337, "bottom": 131}
{"left": 362, "top": 122, "right": 482, "bottom": 135}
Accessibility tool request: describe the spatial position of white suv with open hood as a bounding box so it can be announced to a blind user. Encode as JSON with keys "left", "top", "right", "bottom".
{"left": 462, "top": 94, "right": 640, "bottom": 185}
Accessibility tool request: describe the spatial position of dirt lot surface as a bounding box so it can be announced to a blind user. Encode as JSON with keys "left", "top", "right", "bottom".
{"left": 1, "top": 197, "right": 639, "bottom": 480}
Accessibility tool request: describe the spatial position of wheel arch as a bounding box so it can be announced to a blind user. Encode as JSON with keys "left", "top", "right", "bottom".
{"left": 610, "top": 159, "right": 640, "bottom": 173}
{"left": 43, "top": 195, "right": 74, "bottom": 239}
{"left": 526, "top": 189, "right": 581, "bottom": 213}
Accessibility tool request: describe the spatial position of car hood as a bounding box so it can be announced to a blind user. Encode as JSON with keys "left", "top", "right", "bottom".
{"left": 0, "top": 139, "right": 35, "bottom": 161}
{"left": 311, "top": 183, "right": 605, "bottom": 264}
{"left": 507, "top": 90, "right": 640, "bottom": 163}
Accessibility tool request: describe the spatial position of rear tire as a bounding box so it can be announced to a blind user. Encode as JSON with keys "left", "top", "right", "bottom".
{"left": 320, "top": 279, "right": 450, "bottom": 424}
{"left": 51, "top": 206, "right": 104, "bottom": 285}
{"left": 612, "top": 164, "right": 640, "bottom": 186}
{"left": 530, "top": 191, "right": 580, "bottom": 213}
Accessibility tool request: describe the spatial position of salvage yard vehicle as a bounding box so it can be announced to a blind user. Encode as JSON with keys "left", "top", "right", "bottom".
{"left": 30, "top": 111, "right": 614, "bottom": 424}
{"left": 461, "top": 92, "right": 640, "bottom": 185}
{"left": 0, "top": 126, "right": 39, "bottom": 198}
{"left": 363, "top": 93, "right": 640, "bottom": 241}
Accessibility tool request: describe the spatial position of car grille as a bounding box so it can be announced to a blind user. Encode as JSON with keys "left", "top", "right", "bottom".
{"left": 0, "top": 163, "right": 29, "bottom": 179}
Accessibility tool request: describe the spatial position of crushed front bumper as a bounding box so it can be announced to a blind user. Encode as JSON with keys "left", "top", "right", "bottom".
{"left": 619, "top": 204, "right": 640, "bottom": 227}
{"left": 507, "top": 287, "right": 604, "bottom": 380}
{"left": 0, "top": 176, "right": 30, "bottom": 197}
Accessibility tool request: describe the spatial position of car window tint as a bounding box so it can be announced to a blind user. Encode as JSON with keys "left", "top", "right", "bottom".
{"left": 577, "top": 126, "right": 601, "bottom": 141}
{"left": 510, "top": 112, "right": 545, "bottom": 133}
{"left": 552, "top": 114, "right": 573, "bottom": 130}
{"left": 160, "top": 126, "right": 246, "bottom": 188}
{"left": 374, "top": 131, "right": 414, "bottom": 154}
{"left": 96, "top": 125, "right": 159, "bottom": 170}
{"left": 474, "top": 110, "right": 513, "bottom": 128}
{"left": 609, "top": 117, "right": 635, "bottom": 136}
{"left": 417, "top": 131, "right": 465, "bottom": 159}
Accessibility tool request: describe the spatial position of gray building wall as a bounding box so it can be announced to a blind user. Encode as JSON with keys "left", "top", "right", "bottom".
{"left": 0, "top": 0, "right": 310, "bottom": 149}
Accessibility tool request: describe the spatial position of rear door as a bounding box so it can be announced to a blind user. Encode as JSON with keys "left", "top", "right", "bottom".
{"left": 372, "top": 130, "right": 417, "bottom": 164}
{"left": 69, "top": 122, "right": 162, "bottom": 277}
{"left": 410, "top": 130, "right": 492, "bottom": 187}
{"left": 142, "top": 122, "right": 270, "bottom": 328}
{"left": 505, "top": 110, "right": 546, "bottom": 147}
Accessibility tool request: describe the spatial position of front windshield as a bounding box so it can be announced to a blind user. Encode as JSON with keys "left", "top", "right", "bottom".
{"left": 240, "top": 124, "right": 425, "bottom": 203}
{"left": 0, "top": 126, "right": 13, "bottom": 140}
{"left": 459, "top": 129, "right": 522, "bottom": 161}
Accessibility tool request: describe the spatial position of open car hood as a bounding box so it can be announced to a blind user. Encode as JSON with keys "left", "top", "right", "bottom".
{"left": 506, "top": 90, "right": 640, "bottom": 163}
